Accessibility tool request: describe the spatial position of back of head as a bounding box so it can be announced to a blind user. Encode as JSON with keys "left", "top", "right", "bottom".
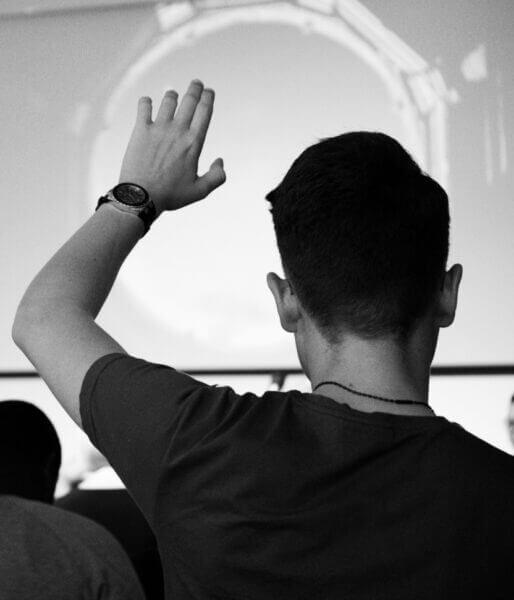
{"left": 266, "top": 131, "right": 450, "bottom": 344}
{"left": 0, "top": 400, "right": 61, "bottom": 503}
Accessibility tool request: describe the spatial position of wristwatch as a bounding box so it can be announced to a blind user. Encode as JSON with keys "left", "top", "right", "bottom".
{"left": 96, "top": 182, "right": 157, "bottom": 235}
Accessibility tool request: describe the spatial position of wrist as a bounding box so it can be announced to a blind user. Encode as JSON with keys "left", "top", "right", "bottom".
{"left": 96, "top": 202, "right": 146, "bottom": 235}
{"left": 96, "top": 183, "right": 158, "bottom": 235}
{"left": 152, "top": 199, "right": 165, "bottom": 218}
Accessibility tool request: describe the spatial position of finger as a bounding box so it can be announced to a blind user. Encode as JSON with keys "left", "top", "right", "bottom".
{"left": 137, "top": 96, "right": 152, "bottom": 125}
{"left": 155, "top": 90, "right": 178, "bottom": 124}
{"left": 174, "top": 79, "right": 204, "bottom": 129}
{"left": 195, "top": 157, "right": 226, "bottom": 199}
{"left": 190, "top": 88, "right": 214, "bottom": 154}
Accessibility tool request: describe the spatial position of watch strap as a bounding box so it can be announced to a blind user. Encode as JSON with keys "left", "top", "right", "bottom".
{"left": 96, "top": 192, "right": 156, "bottom": 235}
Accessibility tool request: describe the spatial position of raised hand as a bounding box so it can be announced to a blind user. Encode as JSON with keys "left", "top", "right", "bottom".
{"left": 119, "top": 79, "right": 226, "bottom": 214}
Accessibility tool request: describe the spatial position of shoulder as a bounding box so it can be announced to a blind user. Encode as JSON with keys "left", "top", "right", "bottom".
{"left": 0, "top": 495, "right": 126, "bottom": 556}
{"left": 0, "top": 496, "right": 144, "bottom": 598}
{"left": 2, "top": 495, "right": 116, "bottom": 536}
{"left": 441, "top": 422, "right": 513, "bottom": 464}
{"left": 434, "top": 423, "right": 514, "bottom": 490}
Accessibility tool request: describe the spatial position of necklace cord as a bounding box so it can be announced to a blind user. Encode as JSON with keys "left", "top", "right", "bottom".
{"left": 313, "top": 381, "right": 434, "bottom": 411}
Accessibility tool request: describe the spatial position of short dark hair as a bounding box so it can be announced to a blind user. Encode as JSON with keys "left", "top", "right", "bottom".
{"left": 0, "top": 400, "right": 61, "bottom": 503}
{"left": 266, "top": 132, "right": 449, "bottom": 343}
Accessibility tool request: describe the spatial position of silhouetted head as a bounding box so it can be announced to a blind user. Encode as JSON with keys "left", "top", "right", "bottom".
{"left": 0, "top": 400, "right": 61, "bottom": 503}
{"left": 266, "top": 131, "right": 461, "bottom": 372}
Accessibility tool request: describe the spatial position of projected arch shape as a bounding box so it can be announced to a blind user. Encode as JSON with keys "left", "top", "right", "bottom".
{"left": 97, "top": 0, "right": 455, "bottom": 185}
{"left": 80, "top": 0, "right": 457, "bottom": 363}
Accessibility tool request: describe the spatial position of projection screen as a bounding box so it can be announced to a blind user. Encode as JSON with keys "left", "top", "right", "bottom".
{"left": 2, "top": 0, "right": 513, "bottom": 373}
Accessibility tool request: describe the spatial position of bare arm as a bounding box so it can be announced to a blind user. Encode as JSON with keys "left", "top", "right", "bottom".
{"left": 12, "top": 79, "right": 226, "bottom": 427}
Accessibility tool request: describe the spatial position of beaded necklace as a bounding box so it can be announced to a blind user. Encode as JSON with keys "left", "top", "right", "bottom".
{"left": 313, "top": 380, "right": 435, "bottom": 413}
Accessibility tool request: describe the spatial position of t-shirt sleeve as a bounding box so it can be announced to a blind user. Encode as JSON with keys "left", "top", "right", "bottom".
{"left": 79, "top": 352, "right": 241, "bottom": 523}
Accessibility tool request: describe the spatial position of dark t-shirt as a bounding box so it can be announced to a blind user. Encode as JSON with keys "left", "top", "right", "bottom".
{"left": 80, "top": 353, "right": 514, "bottom": 600}
{"left": 0, "top": 495, "right": 144, "bottom": 600}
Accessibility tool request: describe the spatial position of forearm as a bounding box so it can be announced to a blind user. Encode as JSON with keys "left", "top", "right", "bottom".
{"left": 11, "top": 81, "right": 223, "bottom": 427}
{"left": 15, "top": 204, "right": 144, "bottom": 326}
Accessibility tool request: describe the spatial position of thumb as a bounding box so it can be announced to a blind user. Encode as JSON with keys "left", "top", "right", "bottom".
{"left": 196, "top": 158, "right": 226, "bottom": 199}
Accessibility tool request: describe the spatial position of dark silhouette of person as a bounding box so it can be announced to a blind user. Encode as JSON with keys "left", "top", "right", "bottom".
{"left": 0, "top": 400, "right": 144, "bottom": 600}
{"left": 0, "top": 399, "right": 60, "bottom": 503}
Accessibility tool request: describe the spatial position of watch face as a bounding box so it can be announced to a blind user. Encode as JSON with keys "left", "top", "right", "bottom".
{"left": 113, "top": 183, "right": 148, "bottom": 207}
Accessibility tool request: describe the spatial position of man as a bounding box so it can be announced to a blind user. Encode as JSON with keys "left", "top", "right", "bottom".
{"left": 13, "top": 79, "right": 514, "bottom": 599}
{"left": 0, "top": 400, "right": 144, "bottom": 600}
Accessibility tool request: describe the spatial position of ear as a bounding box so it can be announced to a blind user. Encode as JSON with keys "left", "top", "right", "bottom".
{"left": 266, "top": 272, "right": 301, "bottom": 333}
{"left": 435, "top": 264, "right": 463, "bottom": 328}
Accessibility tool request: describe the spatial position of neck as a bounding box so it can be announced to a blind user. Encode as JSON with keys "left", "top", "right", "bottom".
{"left": 305, "top": 322, "right": 437, "bottom": 416}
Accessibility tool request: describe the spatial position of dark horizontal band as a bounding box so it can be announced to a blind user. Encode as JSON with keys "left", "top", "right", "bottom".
{"left": 2, "top": 365, "right": 514, "bottom": 378}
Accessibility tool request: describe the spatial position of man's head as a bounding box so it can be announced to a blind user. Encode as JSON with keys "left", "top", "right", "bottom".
{"left": 0, "top": 400, "right": 61, "bottom": 503}
{"left": 265, "top": 132, "right": 462, "bottom": 378}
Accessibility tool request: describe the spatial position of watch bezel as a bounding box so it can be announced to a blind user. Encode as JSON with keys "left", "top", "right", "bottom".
{"left": 112, "top": 182, "right": 149, "bottom": 208}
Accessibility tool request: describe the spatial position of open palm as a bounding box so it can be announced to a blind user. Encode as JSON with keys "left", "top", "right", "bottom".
{"left": 119, "top": 79, "right": 226, "bottom": 214}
